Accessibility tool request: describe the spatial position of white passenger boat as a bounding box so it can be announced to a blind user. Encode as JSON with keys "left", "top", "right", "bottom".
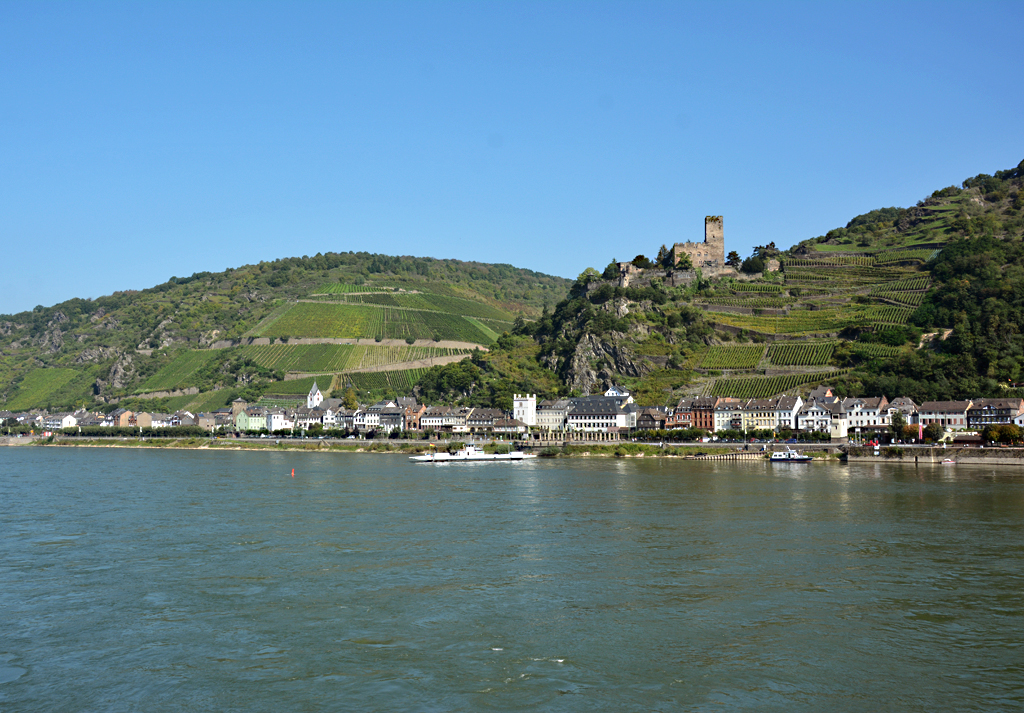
{"left": 409, "top": 444, "right": 537, "bottom": 462}
{"left": 769, "top": 447, "right": 813, "bottom": 463}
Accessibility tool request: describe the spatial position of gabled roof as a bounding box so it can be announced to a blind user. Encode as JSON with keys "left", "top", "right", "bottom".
{"left": 967, "top": 398, "right": 1024, "bottom": 411}
{"left": 888, "top": 397, "right": 918, "bottom": 411}
{"left": 919, "top": 400, "right": 973, "bottom": 412}
{"left": 776, "top": 395, "right": 801, "bottom": 410}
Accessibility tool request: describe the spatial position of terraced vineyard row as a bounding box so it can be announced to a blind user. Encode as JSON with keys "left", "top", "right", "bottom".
{"left": 339, "top": 292, "right": 513, "bottom": 321}
{"left": 864, "top": 306, "right": 915, "bottom": 325}
{"left": 699, "top": 345, "right": 766, "bottom": 369}
{"left": 872, "top": 290, "right": 926, "bottom": 307}
{"left": 239, "top": 344, "right": 356, "bottom": 372}
{"left": 873, "top": 276, "right": 929, "bottom": 292}
{"left": 255, "top": 303, "right": 495, "bottom": 344}
{"left": 785, "top": 255, "right": 874, "bottom": 267}
{"left": 853, "top": 343, "right": 906, "bottom": 357}
{"left": 711, "top": 310, "right": 851, "bottom": 335}
{"left": 341, "top": 368, "right": 426, "bottom": 393}
{"left": 874, "top": 248, "right": 937, "bottom": 264}
{"left": 348, "top": 345, "right": 469, "bottom": 369}
{"left": 730, "top": 283, "right": 783, "bottom": 292}
{"left": 314, "top": 283, "right": 389, "bottom": 294}
{"left": 710, "top": 369, "right": 851, "bottom": 399}
{"left": 767, "top": 342, "right": 836, "bottom": 366}
{"left": 699, "top": 297, "right": 789, "bottom": 309}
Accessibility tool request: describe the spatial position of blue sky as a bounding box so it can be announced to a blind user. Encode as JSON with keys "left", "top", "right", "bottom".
{"left": 1, "top": 1, "right": 1022, "bottom": 315}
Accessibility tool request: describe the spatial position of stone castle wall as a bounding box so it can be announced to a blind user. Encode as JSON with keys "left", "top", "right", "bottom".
{"left": 672, "top": 216, "right": 726, "bottom": 275}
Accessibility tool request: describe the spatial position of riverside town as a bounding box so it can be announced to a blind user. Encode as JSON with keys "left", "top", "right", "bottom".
{"left": 6, "top": 380, "right": 1024, "bottom": 448}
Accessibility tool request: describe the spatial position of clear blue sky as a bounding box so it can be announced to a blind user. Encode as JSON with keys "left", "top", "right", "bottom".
{"left": 2, "top": 1, "right": 1022, "bottom": 315}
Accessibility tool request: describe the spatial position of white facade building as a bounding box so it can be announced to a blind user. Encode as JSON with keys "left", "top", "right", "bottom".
{"left": 513, "top": 394, "right": 537, "bottom": 427}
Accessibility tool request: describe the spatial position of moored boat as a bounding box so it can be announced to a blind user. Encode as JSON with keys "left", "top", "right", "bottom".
{"left": 410, "top": 444, "right": 537, "bottom": 463}
{"left": 769, "top": 447, "right": 813, "bottom": 463}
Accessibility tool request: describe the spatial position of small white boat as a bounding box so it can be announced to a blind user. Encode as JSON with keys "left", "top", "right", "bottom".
{"left": 410, "top": 444, "right": 537, "bottom": 463}
{"left": 941, "top": 458, "right": 956, "bottom": 465}
{"left": 769, "top": 447, "right": 813, "bottom": 463}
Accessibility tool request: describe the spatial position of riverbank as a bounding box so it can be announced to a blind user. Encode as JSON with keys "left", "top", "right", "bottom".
{"left": 1, "top": 436, "right": 836, "bottom": 459}
{"left": 845, "top": 444, "right": 1024, "bottom": 466}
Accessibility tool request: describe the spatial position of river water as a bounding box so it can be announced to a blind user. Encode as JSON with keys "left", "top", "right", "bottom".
{"left": 1, "top": 448, "right": 1022, "bottom": 711}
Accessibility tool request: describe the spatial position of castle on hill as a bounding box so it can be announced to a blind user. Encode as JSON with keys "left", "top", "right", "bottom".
{"left": 672, "top": 216, "right": 726, "bottom": 274}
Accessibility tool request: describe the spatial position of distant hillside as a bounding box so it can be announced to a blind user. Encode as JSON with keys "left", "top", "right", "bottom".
{"left": 452, "top": 158, "right": 1024, "bottom": 408}
{"left": 0, "top": 253, "right": 572, "bottom": 412}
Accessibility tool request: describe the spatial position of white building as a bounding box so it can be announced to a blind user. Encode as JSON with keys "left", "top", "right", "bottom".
{"left": 307, "top": 381, "right": 324, "bottom": 409}
{"left": 44, "top": 412, "right": 78, "bottom": 430}
{"left": 266, "top": 409, "right": 295, "bottom": 432}
{"left": 537, "top": 399, "right": 572, "bottom": 432}
{"left": 513, "top": 394, "right": 537, "bottom": 427}
{"left": 774, "top": 395, "right": 803, "bottom": 431}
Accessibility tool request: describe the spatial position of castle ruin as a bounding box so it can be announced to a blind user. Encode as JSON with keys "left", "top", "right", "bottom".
{"left": 672, "top": 216, "right": 726, "bottom": 275}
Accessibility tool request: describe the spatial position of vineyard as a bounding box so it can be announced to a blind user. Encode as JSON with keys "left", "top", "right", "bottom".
{"left": 238, "top": 344, "right": 356, "bottom": 372}
{"left": 698, "top": 345, "right": 766, "bottom": 369}
{"left": 234, "top": 343, "right": 470, "bottom": 373}
{"left": 339, "top": 368, "right": 426, "bottom": 394}
{"left": 874, "top": 276, "right": 929, "bottom": 291}
{"left": 6, "top": 368, "right": 82, "bottom": 411}
{"left": 255, "top": 303, "right": 496, "bottom": 344}
{"left": 263, "top": 376, "right": 332, "bottom": 396}
{"left": 785, "top": 255, "right": 875, "bottom": 267}
{"left": 767, "top": 342, "right": 836, "bottom": 366}
{"left": 313, "top": 283, "right": 389, "bottom": 294}
{"left": 710, "top": 369, "right": 851, "bottom": 399}
{"left": 853, "top": 343, "right": 907, "bottom": 357}
{"left": 698, "top": 297, "right": 789, "bottom": 309}
{"left": 872, "top": 290, "right": 926, "bottom": 307}
{"left": 730, "top": 283, "right": 783, "bottom": 292}
{"left": 874, "top": 248, "right": 937, "bottom": 264}
{"left": 341, "top": 292, "right": 513, "bottom": 321}
{"left": 140, "top": 350, "right": 223, "bottom": 392}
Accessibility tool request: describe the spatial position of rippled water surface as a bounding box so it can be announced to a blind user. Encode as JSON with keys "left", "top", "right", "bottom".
{"left": 2, "top": 448, "right": 1023, "bottom": 711}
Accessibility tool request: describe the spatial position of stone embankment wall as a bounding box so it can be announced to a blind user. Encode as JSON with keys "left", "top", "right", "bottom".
{"left": 847, "top": 445, "right": 1024, "bottom": 467}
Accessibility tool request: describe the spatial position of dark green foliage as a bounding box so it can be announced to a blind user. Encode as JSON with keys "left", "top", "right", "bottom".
{"left": 740, "top": 255, "right": 764, "bottom": 274}
{"left": 847, "top": 207, "right": 901, "bottom": 229}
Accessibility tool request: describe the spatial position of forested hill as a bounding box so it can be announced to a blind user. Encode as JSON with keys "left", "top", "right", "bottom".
{"left": 443, "top": 158, "right": 1024, "bottom": 408}
{"left": 0, "top": 252, "right": 571, "bottom": 411}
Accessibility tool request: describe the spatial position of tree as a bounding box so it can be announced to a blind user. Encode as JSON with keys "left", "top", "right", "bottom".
{"left": 740, "top": 255, "right": 765, "bottom": 274}
{"left": 923, "top": 422, "right": 944, "bottom": 442}
{"left": 726, "top": 250, "right": 741, "bottom": 267}
{"left": 343, "top": 388, "right": 358, "bottom": 410}
{"left": 631, "top": 255, "right": 653, "bottom": 269}
{"left": 890, "top": 411, "right": 906, "bottom": 441}
{"left": 675, "top": 252, "right": 693, "bottom": 270}
{"left": 657, "top": 245, "right": 675, "bottom": 269}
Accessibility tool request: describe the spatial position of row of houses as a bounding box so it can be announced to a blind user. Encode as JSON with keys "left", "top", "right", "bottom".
{"left": 7, "top": 379, "right": 1024, "bottom": 440}
{"left": 624, "top": 390, "right": 1024, "bottom": 438}
{"left": 0, "top": 407, "right": 235, "bottom": 432}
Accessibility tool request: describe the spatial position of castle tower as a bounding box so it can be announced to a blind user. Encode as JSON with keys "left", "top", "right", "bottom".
{"left": 672, "top": 215, "right": 725, "bottom": 274}
{"left": 705, "top": 215, "right": 723, "bottom": 246}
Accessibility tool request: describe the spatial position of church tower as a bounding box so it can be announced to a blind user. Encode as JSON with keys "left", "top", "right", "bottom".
{"left": 307, "top": 380, "right": 323, "bottom": 409}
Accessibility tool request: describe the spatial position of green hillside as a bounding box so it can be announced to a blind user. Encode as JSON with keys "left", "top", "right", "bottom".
{"left": 0, "top": 252, "right": 570, "bottom": 411}
{"left": 449, "top": 158, "right": 1024, "bottom": 408}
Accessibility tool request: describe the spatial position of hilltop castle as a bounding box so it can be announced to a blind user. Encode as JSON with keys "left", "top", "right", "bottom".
{"left": 672, "top": 216, "right": 725, "bottom": 275}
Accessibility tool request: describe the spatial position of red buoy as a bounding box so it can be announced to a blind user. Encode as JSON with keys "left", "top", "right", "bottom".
{"left": 291, "top": 468, "right": 295, "bottom": 478}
